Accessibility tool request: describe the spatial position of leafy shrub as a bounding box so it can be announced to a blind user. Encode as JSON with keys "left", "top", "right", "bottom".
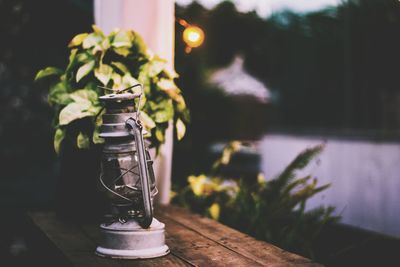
{"left": 172, "top": 142, "right": 339, "bottom": 258}
{"left": 35, "top": 25, "right": 189, "bottom": 153}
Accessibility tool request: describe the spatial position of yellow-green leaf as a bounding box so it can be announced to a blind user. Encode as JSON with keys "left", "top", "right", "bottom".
{"left": 92, "top": 128, "right": 104, "bottom": 144}
{"left": 94, "top": 64, "right": 113, "bottom": 85}
{"left": 176, "top": 118, "right": 186, "bottom": 140}
{"left": 35, "top": 67, "right": 62, "bottom": 81}
{"left": 48, "top": 82, "right": 71, "bottom": 106}
{"left": 76, "top": 60, "right": 95, "bottom": 82}
{"left": 113, "top": 47, "right": 130, "bottom": 57}
{"left": 132, "top": 32, "right": 147, "bottom": 54}
{"left": 111, "top": 73, "right": 122, "bottom": 89}
{"left": 59, "top": 102, "right": 92, "bottom": 125}
{"left": 77, "top": 132, "right": 90, "bottom": 149}
{"left": 66, "top": 49, "right": 78, "bottom": 73}
{"left": 54, "top": 128, "right": 65, "bottom": 154}
{"left": 101, "top": 38, "right": 110, "bottom": 50}
{"left": 157, "top": 78, "right": 177, "bottom": 91}
{"left": 69, "top": 89, "right": 98, "bottom": 104}
{"left": 112, "top": 30, "right": 133, "bottom": 48}
{"left": 155, "top": 128, "right": 165, "bottom": 142}
{"left": 92, "top": 24, "right": 104, "bottom": 36}
{"left": 163, "top": 66, "right": 179, "bottom": 79}
{"left": 139, "top": 111, "right": 156, "bottom": 129}
{"left": 154, "top": 100, "right": 174, "bottom": 123}
{"left": 122, "top": 73, "right": 140, "bottom": 89}
{"left": 76, "top": 52, "right": 90, "bottom": 63}
{"left": 176, "top": 94, "right": 187, "bottom": 111}
{"left": 68, "top": 33, "right": 88, "bottom": 47}
{"left": 148, "top": 57, "right": 166, "bottom": 77}
{"left": 111, "top": 62, "right": 129, "bottom": 73}
{"left": 82, "top": 33, "right": 102, "bottom": 49}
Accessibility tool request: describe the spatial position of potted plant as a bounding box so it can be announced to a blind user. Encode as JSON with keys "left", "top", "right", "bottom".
{"left": 35, "top": 25, "right": 189, "bottom": 220}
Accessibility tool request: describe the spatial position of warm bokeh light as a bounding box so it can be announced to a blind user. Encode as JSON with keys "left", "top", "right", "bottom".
{"left": 183, "top": 25, "right": 205, "bottom": 49}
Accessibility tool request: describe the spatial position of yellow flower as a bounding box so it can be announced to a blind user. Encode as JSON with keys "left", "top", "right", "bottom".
{"left": 188, "top": 175, "right": 207, "bottom": 196}
{"left": 257, "top": 173, "right": 266, "bottom": 185}
{"left": 208, "top": 203, "right": 220, "bottom": 220}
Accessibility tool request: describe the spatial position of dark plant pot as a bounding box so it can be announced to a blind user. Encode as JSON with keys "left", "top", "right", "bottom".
{"left": 55, "top": 121, "right": 106, "bottom": 223}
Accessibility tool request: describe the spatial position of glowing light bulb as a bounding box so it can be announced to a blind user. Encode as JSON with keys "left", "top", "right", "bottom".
{"left": 183, "top": 25, "right": 205, "bottom": 49}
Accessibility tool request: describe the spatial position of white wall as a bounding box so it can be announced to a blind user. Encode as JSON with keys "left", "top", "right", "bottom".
{"left": 259, "top": 134, "right": 400, "bottom": 237}
{"left": 94, "top": 0, "right": 175, "bottom": 204}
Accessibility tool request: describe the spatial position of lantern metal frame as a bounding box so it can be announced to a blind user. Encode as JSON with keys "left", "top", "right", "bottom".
{"left": 95, "top": 85, "right": 169, "bottom": 259}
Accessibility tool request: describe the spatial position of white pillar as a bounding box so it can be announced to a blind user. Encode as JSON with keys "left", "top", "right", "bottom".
{"left": 94, "top": 0, "right": 175, "bottom": 204}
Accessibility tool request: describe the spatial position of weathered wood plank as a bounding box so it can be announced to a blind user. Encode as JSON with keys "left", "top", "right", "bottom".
{"left": 29, "top": 212, "right": 115, "bottom": 267}
{"left": 160, "top": 215, "right": 266, "bottom": 267}
{"left": 28, "top": 206, "right": 322, "bottom": 267}
{"left": 29, "top": 212, "right": 188, "bottom": 267}
{"left": 157, "top": 205, "right": 322, "bottom": 267}
{"left": 78, "top": 214, "right": 265, "bottom": 266}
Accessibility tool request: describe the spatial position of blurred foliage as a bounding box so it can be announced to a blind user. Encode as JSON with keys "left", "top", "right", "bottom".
{"left": 35, "top": 26, "right": 189, "bottom": 154}
{"left": 176, "top": 0, "right": 400, "bottom": 131}
{"left": 0, "top": 0, "right": 93, "bottom": 188}
{"left": 172, "top": 0, "right": 400, "bottom": 189}
{"left": 172, "top": 142, "right": 339, "bottom": 259}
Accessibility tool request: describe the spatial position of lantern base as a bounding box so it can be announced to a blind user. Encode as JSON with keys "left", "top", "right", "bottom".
{"left": 95, "top": 217, "right": 169, "bottom": 259}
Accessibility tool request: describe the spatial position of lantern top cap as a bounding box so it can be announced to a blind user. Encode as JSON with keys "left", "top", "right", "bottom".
{"left": 99, "top": 92, "right": 141, "bottom": 102}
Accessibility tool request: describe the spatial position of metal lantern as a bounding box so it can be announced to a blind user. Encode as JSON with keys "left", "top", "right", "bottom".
{"left": 95, "top": 87, "right": 169, "bottom": 259}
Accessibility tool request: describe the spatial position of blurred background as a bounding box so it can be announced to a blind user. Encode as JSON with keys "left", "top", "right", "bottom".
{"left": 1, "top": 0, "right": 400, "bottom": 266}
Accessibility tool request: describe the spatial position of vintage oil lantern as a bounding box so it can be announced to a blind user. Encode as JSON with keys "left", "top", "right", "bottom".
{"left": 95, "top": 87, "right": 169, "bottom": 259}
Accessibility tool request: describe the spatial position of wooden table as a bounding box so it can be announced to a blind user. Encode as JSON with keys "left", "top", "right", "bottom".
{"left": 27, "top": 205, "right": 322, "bottom": 267}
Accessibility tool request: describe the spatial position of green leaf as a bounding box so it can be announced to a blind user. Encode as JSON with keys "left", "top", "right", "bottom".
{"left": 176, "top": 95, "right": 187, "bottom": 111}
{"left": 48, "top": 82, "right": 71, "bottom": 106}
{"left": 77, "top": 132, "right": 90, "bottom": 149}
{"left": 94, "top": 64, "right": 113, "bottom": 85}
{"left": 138, "top": 68, "right": 151, "bottom": 94}
{"left": 132, "top": 32, "right": 147, "bottom": 54}
{"left": 157, "top": 79, "right": 177, "bottom": 91}
{"left": 93, "top": 110, "right": 105, "bottom": 144}
{"left": 101, "top": 38, "right": 110, "bottom": 50}
{"left": 54, "top": 128, "right": 65, "bottom": 154}
{"left": 68, "top": 33, "right": 88, "bottom": 47}
{"left": 76, "top": 52, "right": 90, "bottom": 63}
{"left": 155, "top": 128, "right": 165, "bottom": 142}
{"left": 154, "top": 110, "right": 173, "bottom": 123}
{"left": 82, "top": 33, "right": 103, "bottom": 49}
{"left": 69, "top": 89, "right": 99, "bottom": 104}
{"left": 112, "top": 30, "right": 133, "bottom": 48}
{"left": 111, "top": 73, "right": 122, "bottom": 89}
{"left": 148, "top": 57, "right": 167, "bottom": 77}
{"left": 66, "top": 49, "right": 78, "bottom": 73}
{"left": 35, "top": 67, "right": 62, "bottom": 81}
{"left": 176, "top": 118, "right": 186, "bottom": 140}
{"left": 92, "top": 128, "right": 104, "bottom": 144}
{"left": 154, "top": 100, "right": 174, "bottom": 123}
{"left": 122, "top": 73, "right": 140, "bottom": 88}
{"left": 163, "top": 66, "right": 179, "bottom": 79}
{"left": 113, "top": 47, "right": 130, "bottom": 57}
{"left": 59, "top": 102, "right": 93, "bottom": 125}
{"left": 148, "top": 98, "right": 168, "bottom": 110}
{"left": 111, "top": 62, "right": 129, "bottom": 74}
{"left": 76, "top": 60, "right": 95, "bottom": 82}
{"left": 139, "top": 111, "right": 156, "bottom": 129}
{"left": 92, "top": 25, "right": 105, "bottom": 36}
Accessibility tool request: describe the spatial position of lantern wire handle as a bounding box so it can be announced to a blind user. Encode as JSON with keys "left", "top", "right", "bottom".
{"left": 135, "top": 84, "right": 143, "bottom": 122}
